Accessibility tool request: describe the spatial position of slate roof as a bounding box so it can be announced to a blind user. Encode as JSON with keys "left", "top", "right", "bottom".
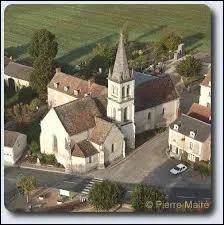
{"left": 170, "top": 114, "right": 211, "bottom": 142}
{"left": 187, "top": 103, "right": 211, "bottom": 123}
{"left": 72, "top": 140, "right": 98, "bottom": 158}
{"left": 4, "top": 61, "right": 33, "bottom": 81}
{"left": 201, "top": 71, "right": 211, "bottom": 87}
{"left": 90, "top": 117, "right": 114, "bottom": 145}
{"left": 54, "top": 96, "right": 107, "bottom": 136}
{"left": 109, "top": 32, "right": 134, "bottom": 83}
{"left": 135, "top": 75, "right": 179, "bottom": 112}
{"left": 4, "top": 130, "right": 21, "bottom": 147}
{"left": 48, "top": 71, "right": 107, "bottom": 98}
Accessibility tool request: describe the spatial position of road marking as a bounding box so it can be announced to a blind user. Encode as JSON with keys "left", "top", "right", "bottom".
{"left": 63, "top": 181, "right": 76, "bottom": 184}
{"left": 176, "top": 195, "right": 196, "bottom": 199}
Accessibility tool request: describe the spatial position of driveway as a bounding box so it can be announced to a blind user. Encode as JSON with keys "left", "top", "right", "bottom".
{"left": 86, "top": 132, "right": 211, "bottom": 190}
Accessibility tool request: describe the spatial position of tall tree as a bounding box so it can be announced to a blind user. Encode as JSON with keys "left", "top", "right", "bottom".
{"left": 28, "top": 29, "right": 58, "bottom": 59}
{"left": 16, "top": 175, "right": 37, "bottom": 204}
{"left": 30, "top": 56, "right": 57, "bottom": 102}
{"left": 161, "top": 32, "right": 182, "bottom": 52}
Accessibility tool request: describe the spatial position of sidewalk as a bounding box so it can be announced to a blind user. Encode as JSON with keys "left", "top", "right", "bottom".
{"left": 18, "top": 162, "right": 66, "bottom": 174}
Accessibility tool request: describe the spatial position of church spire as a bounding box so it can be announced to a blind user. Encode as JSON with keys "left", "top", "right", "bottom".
{"left": 110, "top": 32, "right": 133, "bottom": 83}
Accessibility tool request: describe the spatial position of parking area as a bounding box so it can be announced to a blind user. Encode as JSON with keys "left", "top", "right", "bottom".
{"left": 87, "top": 132, "right": 211, "bottom": 190}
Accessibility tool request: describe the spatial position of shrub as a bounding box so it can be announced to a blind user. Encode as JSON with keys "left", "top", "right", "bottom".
{"left": 27, "top": 141, "right": 40, "bottom": 157}
{"left": 176, "top": 56, "right": 202, "bottom": 77}
{"left": 88, "top": 180, "right": 125, "bottom": 211}
{"left": 18, "top": 86, "right": 36, "bottom": 104}
{"left": 193, "top": 160, "right": 211, "bottom": 176}
{"left": 29, "top": 98, "right": 41, "bottom": 112}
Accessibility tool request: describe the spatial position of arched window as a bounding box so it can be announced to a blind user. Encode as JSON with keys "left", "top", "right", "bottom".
{"left": 124, "top": 107, "right": 128, "bottom": 122}
{"left": 148, "top": 112, "right": 151, "bottom": 120}
{"left": 122, "top": 86, "right": 125, "bottom": 98}
{"left": 127, "top": 85, "right": 130, "bottom": 96}
{"left": 113, "top": 108, "right": 116, "bottom": 119}
{"left": 111, "top": 144, "right": 114, "bottom": 153}
{"left": 53, "top": 135, "right": 58, "bottom": 152}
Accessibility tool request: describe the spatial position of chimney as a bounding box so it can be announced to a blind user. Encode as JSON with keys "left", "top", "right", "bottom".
{"left": 56, "top": 68, "right": 61, "bottom": 74}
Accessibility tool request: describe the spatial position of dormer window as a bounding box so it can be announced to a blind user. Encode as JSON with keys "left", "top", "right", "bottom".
{"left": 174, "top": 124, "right": 179, "bottom": 131}
{"left": 190, "top": 131, "right": 196, "bottom": 139}
{"left": 74, "top": 89, "right": 80, "bottom": 96}
{"left": 84, "top": 93, "right": 91, "bottom": 97}
{"left": 54, "top": 82, "right": 59, "bottom": 88}
{"left": 64, "top": 86, "right": 69, "bottom": 92}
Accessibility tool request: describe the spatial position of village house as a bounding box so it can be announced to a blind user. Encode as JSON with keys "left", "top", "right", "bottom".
{"left": 4, "top": 130, "right": 27, "bottom": 165}
{"left": 199, "top": 68, "right": 211, "bottom": 109}
{"left": 168, "top": 114, "right": 211, "bottom": 162}
{"left": 40, "top": 32, "right": 179, "bottom": 173}
{"left": 4, "top": 58, "right": 33, "bottom": 92}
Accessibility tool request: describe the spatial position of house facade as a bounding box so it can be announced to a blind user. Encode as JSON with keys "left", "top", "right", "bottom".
{"left": 199, "top": 69, "right": 211, "bottom": 108}
{"left": 4, "top": 130, "right": 27, "bottom": 165}
{"left": 4, "top": 60, "right": 33, "bottom": 92}
{"left": 40, "top": 32, "right": 179, "bottom": 173}
{"left": 168, "top": 114, "right": 211, "bottom": 162}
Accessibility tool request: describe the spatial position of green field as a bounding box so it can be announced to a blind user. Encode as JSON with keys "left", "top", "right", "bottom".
{"left": 4, "top": 4, "right": 211, "bottom": 67}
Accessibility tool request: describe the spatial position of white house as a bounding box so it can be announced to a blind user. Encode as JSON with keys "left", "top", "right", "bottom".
{"left": 168, "top": 114, "right": 211, "bottom": 162}
{"left": 199, "top": 69, "right": 211, "bottom": 108}
{"left": 40, "top": 32, "right": 179, "bottom": 173}
{"left": 4, "top": 59, "right": 33, "bottom": 92}
{"left": 40, "top": 96, "right": 125, "bottom": 173}
{"left": 4, "top": 130, "right": 27, "bottom": 165}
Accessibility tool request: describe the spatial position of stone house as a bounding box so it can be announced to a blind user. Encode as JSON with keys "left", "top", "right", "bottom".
{"left": 199, "top": 69, "right": 211, "bottom": 108}
{"left": 40, "top": 32, "right": 179, "bottom": 173}
{"left": 40, "top": 96, "right": 125, "bottom": 173}
{"left": 4, "top": 130, "right": 27, "bottom": 165}
{"left": 168, "top": 114, "right": 211, "bottom": 162}
{"left": 4, "top": 59, "right": 33, "bottom": 92}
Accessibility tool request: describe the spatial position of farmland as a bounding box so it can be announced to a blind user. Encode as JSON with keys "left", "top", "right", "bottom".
{"left": 4, "top": 4, "right": 211, "bottom": 67}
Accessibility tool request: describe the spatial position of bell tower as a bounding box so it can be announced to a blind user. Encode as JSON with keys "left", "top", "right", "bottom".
{"left": 107, "top": 32, "right": 135, "bottom": 149}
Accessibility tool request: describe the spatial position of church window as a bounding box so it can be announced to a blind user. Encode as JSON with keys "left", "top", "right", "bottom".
{"left": 88, "top": 156, "right": 92, "bottom": 163}
{"left": 124, "top": 107, "right": 128, "bottom": 122}
{"left": 53, "top": 135, "right": 58, "bottom": 152}
{"left": 148, "top": 112, "right": 151, "bottom": 120}
{"left": 208, "top": 92, "right": 211, "bottom": 97}
{"left": 122, "top": 86, "right": 125, "bottom": 98}
{"left": 111, "top": 144, "right": 114, "bottom": 153}
{"left": 162, "top": 108, "right": 165, "bottom": 115}
{"left": 127, "top": 85, "right": 130, "bottom": 96}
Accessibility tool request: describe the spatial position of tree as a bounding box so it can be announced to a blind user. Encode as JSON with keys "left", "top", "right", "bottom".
{"left": 152, "top": 41, "right": 168, "bottom": 63}
{"left": 131, "top": 184, "right": 166, "bottom": 212}
{"left": 16, "top": 176, "right": 37, "bottom": 204}
{"left": 176, "top": 56, "right": 202, "bottom": 77}
{"left": 88, "top": 180, "right": 125, "bottom": 211}
{"left": 161, "top": 32, "right": 182, "bottom": 52}
{"left": 29, "top": 98, "right": 41, "bottom": 112}
{"left": 28, "top": 29, "right": 58, "bottom": 59}
{"left": 30, "top": 56, "right": 57, "bottom": 102}
{"left": 18, "top": 86, "right": 36, "bottom": 104}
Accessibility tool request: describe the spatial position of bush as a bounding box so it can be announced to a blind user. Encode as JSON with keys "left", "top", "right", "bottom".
{"left": 29, "top": 98, "right": 41, "bottom": 112}
{"left": 18, "top": 86, "right": 36, "bottom": 104}
{"left": 88, "top": 180, "right": 125, "bottom": 211}
{"left": 155, "top": 127, "right": 166, "bottom": 134}
{"left": 131, "top": 184, "right": 166, "bottom": 212}
{"left": 176, "top": 56, "right": 202, "bottom": 77}
{"left": 27, "top": 141, "right": 40, "bottom": 157}
{"left": 193, "top": 160, "right": 211, "bottom": 176}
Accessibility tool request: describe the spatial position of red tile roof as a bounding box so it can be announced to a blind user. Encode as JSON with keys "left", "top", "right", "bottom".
{"left": 48, "top": 71, "right": 107, "bottom": 98}
{"left": 135, "top": 75, "right": 178, "bottom": 112}
{"left": 201, "top": 71, "right": 211, "bottom": 87}
{"left": 187, "top": 103, "right": 211, "bottom": 123}
{"left": 72, "top": 140, "right": 98, "bottom": 158}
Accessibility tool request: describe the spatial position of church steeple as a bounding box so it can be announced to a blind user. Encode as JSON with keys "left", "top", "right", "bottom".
{"left": 110, "top": 32, "right": 133, "bottom": 83}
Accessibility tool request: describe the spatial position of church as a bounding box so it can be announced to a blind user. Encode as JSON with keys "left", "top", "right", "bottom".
{"left": 40, "top": 33, "right": 179, "bottom": 173}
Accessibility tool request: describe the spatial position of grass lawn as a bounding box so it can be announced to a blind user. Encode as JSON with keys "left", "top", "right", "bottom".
{"left": 4, "top": 4, "right": 211, "bottom": 68}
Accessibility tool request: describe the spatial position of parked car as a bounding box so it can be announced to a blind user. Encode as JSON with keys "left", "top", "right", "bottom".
{"left": 170, "top": 163, "right": 187, "bottom": 175}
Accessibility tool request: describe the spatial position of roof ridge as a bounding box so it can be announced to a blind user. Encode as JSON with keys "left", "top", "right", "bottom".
{"left": 8, "top": 61, "right": 33, "bottom": 69}
{"left": 182, "top": 113, "right": 211, "bottom": 126}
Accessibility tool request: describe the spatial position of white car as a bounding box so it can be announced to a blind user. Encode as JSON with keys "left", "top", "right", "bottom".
{"left": 170, "top": 163, "right": 187, "bottom": 175}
